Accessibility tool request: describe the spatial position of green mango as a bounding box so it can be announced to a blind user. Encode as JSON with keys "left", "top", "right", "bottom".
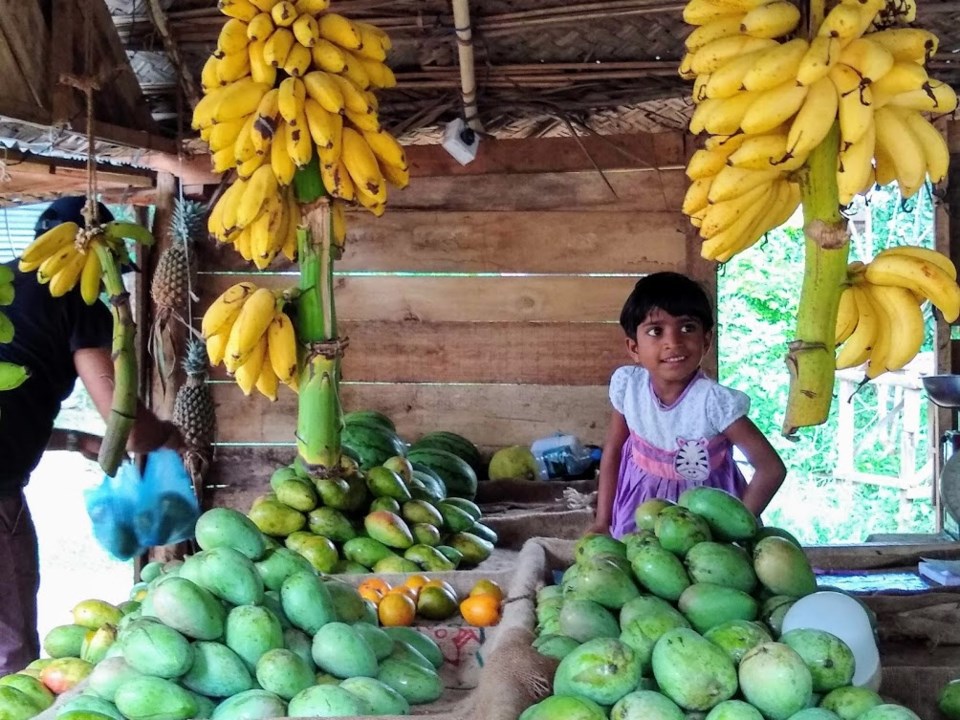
{"left": 55, "top": 694, "right": 122, "bottom": 720}
{"left": 119, "top": 619, "right": 193, "bottom": 678}
{"left": 339, "top": 677, "right": 410, "bottom": 715}
{"left": 370, "top": 497, "right": 401, "bottom": 514}
{"left": 181, "top": 642, "right": 254, "bottom": 698}
{"left": 149, "top": 576, "right": 226, "bottom": 640}
{"left": 311, "top": 622, "right": 378, "bottom": 678}
{"left": 366, "top": 466, "right": 412, "bottom": 501}
{"left": 353, "top": 624, "right": 394, "bottom": 661}
{"left": 114, "top": 677, "right": 198, "bottom": 720}
{"left": 342, "top": 537, "right": 397, "bottom": 568}
{"left": 283, "top": 628, "right": 316, "bottom": 672}
{"left": 411, "top": 523, "right": 442, "bottom": 546}
{"left": 447, "top": 531, "right": 493, "bottom": 566}
{"left": 285, "top": 532, "right": 338, "bottom": 573}
{"left": 86, "top": 657, "right": 143, "bottom": 703}
{"left": 275, "top": 478, "right": 318, "bottom": 513}
{"left": 280, "top": 571, "right": 337, "bottom": 635}
{"left": 43, "top": 624, "right": 88, "bottom": 659}
{"left": 254, "top": 547, "right": 314, "bottom": 591}
{"left": 0, "top": 675, "right": 52, "bottom": 711}
{"left": 306, "top": 507, "right": 357, "bottom": 543}
{"left": 554, "top": 637, "right": 642, "bottom": 706}
{"left": 194, "top": 507, "right": 267, "bottom": 560}
{"left": 364, "top": 511, "right": 414, "bottom": 549}
{"left": 210, "top": 689, "right": 286, "bottom": 720}
{"left": 287, "top": 685, "right": 372, "bottom": 717}
{"left": 375, "top": 657, "right": 442, "bottom": 704}
{"left": 255, "top": 648, "right": 316, "bottom": 701}
{"left": 738, "top": 642, "right": 813, "bottom": 720}
{"left": 404, "top": 544, "right": 456, "bottom": 572}
{"left": 180, "top": 547, "right": 265, "bottom": 606}
{"left": 401, "top": 500, "right": 443, "bottom": 528}
{"left": 324, "top": 580, "right": 367, "bottom": 623}
{"left": 381, "top": 628, "right": 443, "bottom": 669}
{"left": 248, "top": 500, "right": 306, "bottom": 538}
{"left": 224, "top": 605, "right": 284, "bottom": 673}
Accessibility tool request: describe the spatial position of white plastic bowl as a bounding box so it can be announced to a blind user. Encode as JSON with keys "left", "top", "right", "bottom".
{"left": 781, "top": 591, "right": 882, "bottom": 691}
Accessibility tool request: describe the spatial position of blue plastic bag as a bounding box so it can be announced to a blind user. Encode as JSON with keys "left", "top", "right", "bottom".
{"left": 85, "top": 449, "right": 200, "bottom": 560}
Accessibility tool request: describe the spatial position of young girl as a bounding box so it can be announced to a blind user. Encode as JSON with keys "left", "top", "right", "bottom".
{"left": 588, "top": 272, "right": 786, "bottom": 539}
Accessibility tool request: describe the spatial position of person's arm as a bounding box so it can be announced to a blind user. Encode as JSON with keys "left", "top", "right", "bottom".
{"left": 586, "top": 410, "right": 630, "bottom": 535}
{"left": 47, "top": 428, "right": 102, "bottom": 462}
{"left": 74, "top": 347, "right": 183, "bottom": 454}
{"left": 723, "top": 416, "right": 786, "bottom": 515}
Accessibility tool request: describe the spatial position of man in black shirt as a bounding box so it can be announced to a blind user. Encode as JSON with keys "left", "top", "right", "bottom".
{"left": 0, "top": 197, "right": 182, "bottom": 674}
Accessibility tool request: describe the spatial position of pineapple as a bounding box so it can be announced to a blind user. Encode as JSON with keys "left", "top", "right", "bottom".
{"left": 151, "top": 198, "right": 205, "bottom": 320}
{"left": 173, "top": 338, "right": 216, "bottom": 458}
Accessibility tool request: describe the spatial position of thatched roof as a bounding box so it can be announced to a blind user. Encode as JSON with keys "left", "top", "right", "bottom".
{"left": 109, "top": 0, "right": 959, "bottom": 145}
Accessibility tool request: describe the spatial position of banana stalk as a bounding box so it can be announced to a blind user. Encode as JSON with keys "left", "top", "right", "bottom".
{"left": 294, "top": 162, "right": 343, "bottom": 474}
{"left": 782, "top": 120, "right": 850, "bottom": 433}
{"left": 94, "top": 240, "right": 138, "bottom": 476}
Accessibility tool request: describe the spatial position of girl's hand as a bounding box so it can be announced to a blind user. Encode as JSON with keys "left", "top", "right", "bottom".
{"left": 584, "top": 521, "right": 610, "bottom": 536}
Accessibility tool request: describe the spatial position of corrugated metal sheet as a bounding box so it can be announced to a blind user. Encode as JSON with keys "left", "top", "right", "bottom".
{"left": 0, "top": 203, "right": 137, "bottom": 263}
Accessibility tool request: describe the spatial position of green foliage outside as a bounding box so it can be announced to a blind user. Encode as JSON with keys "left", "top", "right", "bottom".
{"left": 717, "top": 184, "right": 938, "bottom": 544}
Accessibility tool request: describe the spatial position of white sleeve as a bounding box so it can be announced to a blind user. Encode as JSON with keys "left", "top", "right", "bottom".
{"left": 608, "top": 366, "right": 633, "bottom": 414}
{"left": 705, "top": 383, "right": 751, "bottom": 434}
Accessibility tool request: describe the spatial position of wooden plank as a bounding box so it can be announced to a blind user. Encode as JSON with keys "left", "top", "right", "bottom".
{"left": 0, "top": 0, "right": 49, "bottom": 110}
{"left": 206, "top": 321, "right": 626, "bottom": 385}
{"left": 49, "top": 0, "right": 76, "bottom": 125}
{"left": 211, "top": 383, "right": 611, "bottom": 447}
{"left": 205, "top": 446, "right": 289, "bottom": 510}
{"left": 375, "top": 168, "right": 687, "bottom": 212}
{"left": 197, "top": 210, "right": 688, "bottom": 274}
{"left": 407, "top": 133, "right": 687, "bottom": 177}
{"left": 198, "top": 275, "right": 638, "bottom": 323}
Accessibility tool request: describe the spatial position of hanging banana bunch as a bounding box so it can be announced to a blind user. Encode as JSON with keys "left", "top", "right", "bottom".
{"left": 836, "top": 248, "right": 960, "bottom": 380}
{"left": 195, "top": 0, "right": 407, "bottom": 268}
{"left": 680, "top": 0, "right": 956, "bottom": 264}
{"left": 201, "top": 281, "right": 300, "bottom": 400}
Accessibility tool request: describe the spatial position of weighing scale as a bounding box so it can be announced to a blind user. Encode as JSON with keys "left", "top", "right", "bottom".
{"left": 922, "top": 375, "right": 960, "bottom": 535}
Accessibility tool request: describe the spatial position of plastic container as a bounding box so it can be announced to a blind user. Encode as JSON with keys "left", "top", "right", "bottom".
{"left": 530, "top": 434, "right": 596, "bottom": 480}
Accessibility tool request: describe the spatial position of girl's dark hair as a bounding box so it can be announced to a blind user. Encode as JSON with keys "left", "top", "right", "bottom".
{"left": 619, "top": 272, "right": 714, "bottom": 338}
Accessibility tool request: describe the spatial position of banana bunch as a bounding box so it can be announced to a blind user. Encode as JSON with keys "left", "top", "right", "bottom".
{"left": 202, "top": 282, "right": 300, "bottom": 399}
{"left": 17, "top": 220, "right": 153, "bottom": 304}
{"left": 835, "top": 247, "right": 960, "bottom": 379}
{"left": 681, "top": 0, "right": 956, "bottom": 262}
{"left": 208, "top": 179, "right": 301, "bottom": 267}
{"left": 194, "top": 0, "right": 409, "bottom": 226}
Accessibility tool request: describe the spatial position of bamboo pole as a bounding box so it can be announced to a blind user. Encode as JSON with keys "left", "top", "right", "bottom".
{"left": 451, "top": 0, "right": 483, "bottom": 132}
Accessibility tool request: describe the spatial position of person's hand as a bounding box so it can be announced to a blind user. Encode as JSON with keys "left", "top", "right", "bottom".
{"left": 584, "top": 521, "right": 610, "bottom": 537}
{"left": 75, "top": 432, "right": 102, "bottom": 463}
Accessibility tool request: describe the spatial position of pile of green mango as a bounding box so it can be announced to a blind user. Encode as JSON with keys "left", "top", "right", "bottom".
{"left": 248, "top": 446, "right": 498, "bottom": 576}
{"left": 523, "top": 487, "right": 922, "bottom": 720}
{"left": 0, "top": 506, "right": 449, "bottom": 720}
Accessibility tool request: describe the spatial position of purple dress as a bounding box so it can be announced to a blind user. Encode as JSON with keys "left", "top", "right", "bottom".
{"left": 607, "top": 366, "right": 749, "bottom": 539}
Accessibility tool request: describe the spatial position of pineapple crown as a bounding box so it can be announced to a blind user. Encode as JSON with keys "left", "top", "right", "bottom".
{"left": 170, "top": 199, "right": 206, "bottom": 246}
{"left": 182, "top": 338, "right": 210, "bottom": 377}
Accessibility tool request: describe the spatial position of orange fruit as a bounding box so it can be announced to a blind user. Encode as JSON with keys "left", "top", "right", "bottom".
{"left": 460, "top": 594, "right": 501, "bottom": 627}
{"left": 423, "top": 579, "right": 458, "bottom": 601}
{"left": 358, "top": 586, "right": 383, "bottom": 605}
{"left": 388, "top": 585, "right": 419, "bottom": 602}
{"left": 358, "top": 578, "right": 391, "bottom": 596}
{"left": 469, "top": 579, "right": 503, "bottom": 602}
{"left": 378, "top": 592, "right": 416, "bottom": 627}
{"left": 404, "top": 574, "right": 430, "bottom": 592}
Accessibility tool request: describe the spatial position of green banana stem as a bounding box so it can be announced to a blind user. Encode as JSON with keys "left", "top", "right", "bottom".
{"left": 94, "top": 240, "right": 138, "bottom": 476}
{"left": 782, "top": 122, "right": 850, "bottom": 436}
{"left": 295, "top": 196, "right": 343, "bottom": 474}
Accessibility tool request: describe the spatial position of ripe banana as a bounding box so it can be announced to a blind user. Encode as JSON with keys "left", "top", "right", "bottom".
{"left": 341, "top": 128, "right": 385, "bottom": 202}
{"left": 203, "top": 281, "right": 259, "bottom": 338}
{"left": 278, "top": 76, "right": 306, "bottom": 124}
{"left": 220, "top": 0, "right": 260, "bottom": 21}
{"left": 79, "top": 245, "right": 103, "bottom": 305}
{"left": 310, "top": 39, "right": 348, "bottom": 73}
{"left": 838, "top": 37, "right": 894, "bottom": 85}
{"left": 212, "top": 80, "right": 272, "bottom": 125}
{"left": 835, "top": 286, "right": 858, "bottom": 345}
{"left": 304, "top": 99, "right": 341, "bottom": 149}
{"left": 218, "top": 18, "right": 251, "bottom": 55}
{"left": 320, "top": 159, "right": 356, "bottom": 202}
{"left": 247, "top": 12, "right": 274, "bottom": 41}
{"left": 286, "top": 114, "right": 314, "bottom": 167}
{"left": 742, "top": 38, "right": 809, "bottom": 93}
{"left": 292, "top": 14, "right": 319, "bottom": 47}
{"left": 283, "top": 43, "right": 312, "bottom": 77}
{"left": 37, "top": 246, "right": 79, "bottom": 284}
{"left": 785, "top": 76, "right": 838, "bottom": 158}
{"left": 740, "top": 81, "right": 808, "bottom": 135}
{"left": 797, "top": 36, "right": 841, "bottom": 86}
{"left": 317, "top": 13, "right": 362, "bottom": 49}
{"left": 201, "top": 56, "right": 223, "bottom": 92}
{"left": 686, "top": 15, "right": 746, "bottom": 52}
{"left": 836, "top": 285, "right": 878, "bottom": 369}
{"left": 699, "top": 182, "right": 771, "bottom": 238}
{"left": 836, "top": 120, "right": 875, "bottom": 205}
{"left": 865, "top": 283, "right": 924, "bottom": 378}
{"left": 868, "top": 61, "right": 929, "bottom": 107}
{"left": 699, "top": 183, "right": 776, "bottom": 261}
{"left": 20, "top": 222, "right": 79, "bottom": 266}
{"left": 878, "top": 246, "right": 956, "bottom": 280}
{"left": 830, "top": 63, "right": 874, "bottom": 147}
{"left": 887, "top": 80, "right": 958, "bottom": 114}
{"left": 294, "top": 0, "right": 329, "bottom": 12}
{"left": 683, "top": 0, "right": 746, "bottom": 26}
{"left": 686, "top": 145, "right": 734, "bottom": 180}
{"left": 873, "top": 106, "right": 925, "bottom": 199}
{"left": 728, "top": 132, "right": 805, "bottom": 171}
{"left": 328, "top": 74, "right": 372, "bottom": 114}
{"left": 818, "top": 3, "right": 861, "bottom": 42}
{"left": 708, "top": 165, "right": 781, "bottom": 203}
{"left": 235, "top": 335, "right": 267, "bottom": 396}
{"left": 896, "top": 108, "right": 949, "bottom": 185}
{"left": 216, "top": 49, "right": 251, "bottom": 84}
{"left": 256, "top": 359, "right": 280, "bottom": 401}
{"left": 49, "top": 250, "right": 87, "bottom": 298}
{"left": 271, "top": 122, "right": 297, "bottom": 185}
{"left": 268, "top": 311, "right": 298, "bottom": 384}
{"left": 704, "top": 48, "right": 769, "bottom": 99}
{"left": 248, "top": 39, "right": 278, "bottom": 86}
{"left": 344, "top": 108, "right": 380, "bottom": 133}
{"left": 867, "top": 28, "right": 938, "bottom": 63}
{"left": 238, "top": 164, "right": 280, "bottom": 228}
{"left": 303, "top": 71, "right": 345, "bottom": 114}
{"left": 270, "top": 1, "right": 297, "bottom": 28}
{"left": 225, "top": 287, "right": 277, "bottom": 372}
{"left": 739, "top": 1, "right": 800, "bottom": 38}
{"left": 703, "top": 91, "right": 760, "bottom": 135}
{"left": 865, "top": 254, "right": 960, "bottom": 322}
{"left": 263, "top": 27, "right": 295, "bottom": 67}
{"left": 690, "top": 35, "right": 778, "bottom": 75}
{"left": 683, "top": 176, "right": 714, "bottom": 215}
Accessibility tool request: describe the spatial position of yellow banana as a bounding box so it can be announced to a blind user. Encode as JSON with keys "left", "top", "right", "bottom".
{"left": 868, "top": 61, "right": 929, "bottom": 107}
{"left": 247, "top": 12, "right": 274, "bottom": 41}
{"left": 344, "top": 108, "right": 380, "bottom": 133}
{"left": 699, "top": 183, "right": 776, "bottom": 261}
{"left": 48, "top": 250, "right": 87, "bottom": 297}
{"left": 865, "top": 254, "right": 960, "bottom": 322}
{"left": 726, "top": 180, "right": 799, "bottom": 261}
{"left": 233, "top": 112, "right": 260, "bottom": 165}
{"left": 836, "top": 285, "right": 878, "bottom": 369}
{"left": 839, "top": 38, "right": 894, "bottom": 85}
{"left": 785, "top": 76, "right": 838, "bottom": 158}
{"left": 742, "top": 38, "right": 809, "bottom": 93}
{"left": 201, "top": 56, "right": 223, "bottom": 92}
{"left": 685, "top": 15, "right": 745, "bottom": 52}
{"left": 867, "top": 28, "right": 938, "bottom": 63}
{"left": 328, "top": 74, "right": 372, "bottom": 115}
{"left": 692, "top": 74, "right": 711, "bottom": 103}
{"left": 215, "top": 49, "right": 251, "bottom": 84}
{"left": 704, "top": 133, "right": 748, "bottom": 151}
{"left": 895, "top": 108, "right": 949, "bottom": 185}
{"left": 682, "top": 176, "right": 714, "bottom": 216}
{"left": 355, "top": 181, "right": 387, "bottom": 216}
{"left": 341, "top": 128, "right": 385, "bottom": 202}
{"left": 830, "top": 63, "right": 874, "bottom": 147}
{"left": 203, "top": 281, "right": 259, "bottom": 338}
{"left": 700, "top": 182, "right": 772, "bottom": 238}
{"left": 707, "top": 166, "right": 781, "bottom": 203}
{"left": 874, "top": 142, "right": 896, "bottom": 186}
{"left": 79, "top": 244, "right": 103, "bottom": 305}
{"left": 683, "top": 0, "right": 746, "bottom": 26}
{"left": 317, "top": 13, "right": 362, "bottom": 49}
{"left": 310, "top": 39, "right": 348, "bottom": 73}
{"left": 878, "top": 246, "right": 956, "bottom": 280}
{"left": 320, "top": 159, "right": 356, "bottom": 201}
{"left": 303, "top": 71, "right": 346, "bottom": 114}
{"left": 249, "top": 0, "right": 281, "bottom": 10}
{"left": 283, "top": 43, "right": 312, "bottom": 77}
{"left": 267, "top": 311, "right": 298, "bottom": 384}
{"left": 817, "top": 3, "right": 861, "bottom": 41}
{"left": 248, "top": 39, "right": 277, "bottom": 86}
{"left": 286, "top": 113, "right": 314, "bottom": 167}
{"left": 690, "top": 35, "right": 778, "bottom": 75}
{"left": 846, "top": 0, "right": 885, "bottom": 38}
{"left": 304, "top": 99, "right": 341, "bottom": 149}
{"left": 238, "top": 164, "right": 280, "bottom": 228}
{"left": 256, "top": 358, "right": 280, "bottom": 402}
{"left": 219, "top": 0, "right": 260, "bottom": 21}
{"left": 354, "top": 25, "right": 388, "bottom": 62}
{"left": 235, "top": 335, "right": 267, "bottom": 396}
{"left": 887, "top": 80, "right": 958, "bottom": 114}
{"left": 206, "top": 331, "right": 230, "bottom": 367}
{"left": 835, "top": 286, "right": 859, "bottom": 345}
{"left": 212, "top": 79, "right": 272, "bottom": 124}
{"left": 836, "top": 120, "right": 875, "bottom": 205}
{"left": 208, "top": 117, "right": 247, "bottom": 152}
{"left": 689, "top": 97, "right": 720, "bottom": 134}
{"left": 294, "top": 0, "right": 329, "bottom": 13}
{"left": 380, "top": 161, "right": 410, "bottom": 190}
{"left": 278, "top": 77, "right": 306, "bottom": 124}
{"left": 703, "top": 91, "right": 760, "bottom": 135}
{"left": 704, "top": 48, "right": 769, "bottom": 99}
{"left": 234, "top": 226, "right": 254, "bottom": 262}
{"left": 271, "top": 121, "right": 297, "bottom": 185}
{"left": 282, "top": 191, "right": 300, "bottom": 261}
{"left": 728, "top": 132, "right": 804, "bottom": 171}
{"left": 357, "top": 58, "right": 396, "bottom": 89}
{"left": 237, "top": 152, "right": 266, "bottom": 180}
{"left": 213, "top": 142, "right": 239, "bottom": 172}
{"left": 865, "top": 283, "right": 924, "bottom": 378}
{"left": 212, "top": 180, "right": 248, "bottom": 238}
{"left": 218, "top": 18, "right": 251, "bottom": 55}
{"left": 225, "top": 287, "right": 277, "bottom": 372}
{"left": 21, "top": 222, "right": 79, "bottom": 265}
{"left": 292, "top": 14, "right": 319, "bottom": 47}
{"left": 37, "top": 246, "right": 79, "bottom": 284}
{"left": 263, "top": 27, "right": 295, "bottom": 67}
{"left": 686, "top": 145, "right": 733, "bottom": 180}
{"left": 331, "top": 200, "right": 347, "bottom": 250}
{"left": 739, "top": 1, "right": 800, "bottom": 38}
{"left": 797, "top": 36, "right": 841, "bottom": 86}
{"left": 740, "top": 81, "right": 808, "bottom": 135}
{"left": 355, "top": 20, "right": 391, "bottom": 52}
{"left": 270, "top": 1, "right": 297, "bottom": 28}
{"left": 252, "top": 88, "right": 280, "bottom": 152}
{"left": 250, "top": 196, "right": 282, "bottom": 268}
{"left": 340, "top": 57, "right": 371, "bottom": 91}
{"left": 873, "top": 106, "right": 925, "bottom": 199}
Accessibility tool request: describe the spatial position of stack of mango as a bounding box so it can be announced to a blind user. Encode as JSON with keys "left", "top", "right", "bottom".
{"left": 357, "top": 575, "right": 503, "bottom": 628}
{"left": 524, "top": 488, "right": 921, "bottom": 720}
{"left": 0, "top": 506, "right": 455, "bottom": 720}
{"left": 248, "top": 410, "right": 499, "bottom": 575}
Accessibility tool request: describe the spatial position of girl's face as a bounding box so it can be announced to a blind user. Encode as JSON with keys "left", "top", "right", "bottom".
{"left": 626, "top": 307, "right": 711, "bottom": 384}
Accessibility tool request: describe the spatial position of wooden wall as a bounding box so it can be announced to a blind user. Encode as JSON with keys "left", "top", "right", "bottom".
{"left": 179, "top": 131, "right": 711, "bottom": 506}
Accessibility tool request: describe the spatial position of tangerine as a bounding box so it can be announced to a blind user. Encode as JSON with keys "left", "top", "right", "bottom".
{"left": 358, "top": 586, "right": 383, "bottom": 605}
{"left": 388, "top": 585, "right": 419, "bottom": 602}
{"left": 469, "top": 579, "right": 503, "bottom": 602}
{"left": 378, "top": 592, "right": 417, "bottom": 627}
{"left": 358, "top": 578, "right": 391, "bottom": 596}
{"left": 404, "top": 574, "right": 431, "bottom": 592}
{"left": 459, "top": 594, "right": 501, "bottom": 627}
